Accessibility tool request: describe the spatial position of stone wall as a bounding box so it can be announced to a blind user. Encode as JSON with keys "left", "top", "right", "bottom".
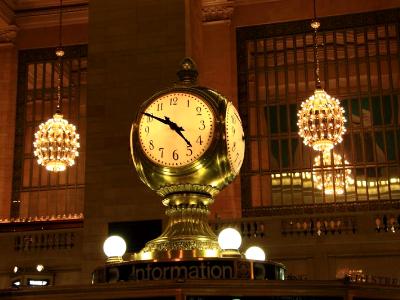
{"left": 83, "top": 0, "right": 187, "bottom": 281}
{"left": 0, "top": 43, "right": 17, "bottom": 219}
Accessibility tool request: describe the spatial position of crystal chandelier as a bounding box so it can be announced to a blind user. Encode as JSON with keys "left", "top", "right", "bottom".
{"left": 33, "top": 0, "right": 80, "bottom": 172}
{"left": 297, "top": 89, "right": 346, "bottom": 152}
{"left": 297, "top": 2, "right": 346, "bottom": 152}
{"left": 312, "top": 151, "right": 352, "bottom": 195}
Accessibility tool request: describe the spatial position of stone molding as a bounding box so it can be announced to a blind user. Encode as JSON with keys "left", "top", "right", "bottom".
{"left": 16, "top": 6, "right": 88, "bottom": 29}
{"left": 0, "top": 0, "right": 15, "bottom": 26}
{"left": 202, "top": 0, "right": 234, "bottom": 23}
{"left": 0, "top": 24, "right": 18, "bottom": 44}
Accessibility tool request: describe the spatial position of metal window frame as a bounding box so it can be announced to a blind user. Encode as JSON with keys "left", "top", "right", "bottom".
{"left": 11, "top": 45, "right": 88, "bottom": 218}
{"left": 237, "top": 9, "right": 400, "bottom": 217}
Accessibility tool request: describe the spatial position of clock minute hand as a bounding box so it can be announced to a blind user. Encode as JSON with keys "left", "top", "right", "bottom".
{"left": 174, "top": 127, "right": 192, "bottom": 147}
{"left": 164, "top": 116, "right": 192, "bottom": 147}
{"left": 143, "top": 112, "right": 192, "bottom": 147}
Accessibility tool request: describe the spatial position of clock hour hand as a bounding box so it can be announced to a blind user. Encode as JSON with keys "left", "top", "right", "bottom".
{"left": 143, "top": 112, "right": 192, "bottom": 147}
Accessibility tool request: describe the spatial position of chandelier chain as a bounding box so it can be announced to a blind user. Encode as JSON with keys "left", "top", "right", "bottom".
{"left": 56, "top": 0, "right": 64, "bottom": 114}
{"left": 313, "top": 22, "right": 321, "bottom": 88}
{"left": 58, "top": 0, "right": 63, "bottom": 49}
{"left": 312, "top": 0, "right": 321, "bottom": 89}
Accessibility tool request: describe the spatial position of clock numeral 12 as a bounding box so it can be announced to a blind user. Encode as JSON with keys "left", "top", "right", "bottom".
{"left": 170, "top": 97, "right": 178, "bottom": 105}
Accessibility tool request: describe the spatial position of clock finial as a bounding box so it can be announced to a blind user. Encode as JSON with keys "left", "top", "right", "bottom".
{"left": 177, "top": 57, "right": 198, "bottom": 84}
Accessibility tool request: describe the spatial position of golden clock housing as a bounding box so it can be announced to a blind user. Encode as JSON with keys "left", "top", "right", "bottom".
{"left": 130, "top": 58, "right": 245, "bottom": 260}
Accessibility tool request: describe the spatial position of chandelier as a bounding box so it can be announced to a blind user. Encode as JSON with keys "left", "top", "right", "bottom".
{"left": 33, "top": 0, "right": 80, "bottom": 172}
{"left": 297, "top": 89, "right": 346, "bottom": 152}
{"left": 312, "top": 151, "right": 352, "bottom": 195}
{"left": 297, "top": 3, "right": 346, "bottom": 152}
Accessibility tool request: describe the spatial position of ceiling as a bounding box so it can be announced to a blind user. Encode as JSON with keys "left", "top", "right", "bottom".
{"left": 0, "top": 0, "right": 88, "bottom": 31}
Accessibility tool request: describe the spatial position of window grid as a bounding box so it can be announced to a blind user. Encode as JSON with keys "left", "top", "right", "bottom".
{"left": 237, "top": 10, "right": 400, "bottom": 214}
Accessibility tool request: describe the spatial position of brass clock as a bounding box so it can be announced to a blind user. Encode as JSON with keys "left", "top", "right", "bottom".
{"left": 131, "top": 62, "right": 245, "bottom": 195}
{"left": 138, "top": 92, "right": 215, "bottom": 167}
{"left": 130, "top": 58, "right": 245, "bottom": 260}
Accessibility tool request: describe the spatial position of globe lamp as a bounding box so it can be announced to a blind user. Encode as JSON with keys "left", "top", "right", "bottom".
{"left": 103, "top": 235, "right": 127, "bottom": 263}
{"left": 245, "top": 246, "right": 266, "bottom": 261}
{"left": 218, "top": 228, "right": 242, "bottom": 257}
{"left": 36, "top": 264, "right": 44, "bottom": 272}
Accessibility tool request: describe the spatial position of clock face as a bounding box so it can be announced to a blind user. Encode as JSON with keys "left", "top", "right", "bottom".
{"left": 225, "top": 102, "right": 245, "bottom": 174}
{"left": 138, "top": 92, "right": 215, "bottom": 167}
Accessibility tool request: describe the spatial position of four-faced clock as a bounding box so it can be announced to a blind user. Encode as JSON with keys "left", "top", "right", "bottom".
{"left": 131, "top": 58, "right": 246, "bottom": 196}
{"left": 129, "top": 58, "right": 247, "bottom": 261}
{"left": 138, "top": 92, "right": 215, "bottom": 167}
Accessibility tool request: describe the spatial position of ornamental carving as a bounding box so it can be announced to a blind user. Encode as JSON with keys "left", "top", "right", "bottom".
{"left": 158, "top": 183, "right": 219, "bottom": 197}
{"left": 0, "top": 25, "right": 18, "bottom": 44}
{"left": 202, "top": 1, "right": 234, "bottom": 23}
{"left": 144, "top": 239, "right": 219, "bottom": 251}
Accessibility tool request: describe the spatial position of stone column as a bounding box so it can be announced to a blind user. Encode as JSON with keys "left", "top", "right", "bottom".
{"left": 201, "top": 1, "right": 241, "bottom": 219}
{"left": 0, "top": 25, "right": 18, "bottom": 219}
{"left": 83, "top": 0, "right": 189, "bottom": 281}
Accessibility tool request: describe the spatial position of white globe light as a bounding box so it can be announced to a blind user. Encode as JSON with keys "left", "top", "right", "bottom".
{"left": 103, "top": 235, "right": 127, "bottom": 258}
{"left": 245, "top": 246, "right": 266, "bottom": 261}
{"left": 218, "top": 228, "right": 242, "bottom": 250}
{"left": 36, "top": 264, "right": 44, "bottom": 272}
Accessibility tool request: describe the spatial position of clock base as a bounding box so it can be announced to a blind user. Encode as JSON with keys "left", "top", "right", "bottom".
{"left": 134, "top": 193, "right": 221, "bottom": 260}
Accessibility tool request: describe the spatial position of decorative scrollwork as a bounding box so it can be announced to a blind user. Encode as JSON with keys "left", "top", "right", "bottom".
{"left": 143, "top": 239, "right": 219, "bottom": 252}
{"left": 0, "top": 25, "right": 18, "bottom": 44}
{"left": 157, "top": 183, "right": 219, "bottom": 197}
{"left": 202, "top": 2, "right": 234, "bottom": 23}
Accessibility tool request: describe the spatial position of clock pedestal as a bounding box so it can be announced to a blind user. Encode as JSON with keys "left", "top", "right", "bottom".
{"left": 133, "top": 193, "right": 221, "bottom": 260}
{"left": 130, "top": 58, "right": 245, "bottom": 261}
